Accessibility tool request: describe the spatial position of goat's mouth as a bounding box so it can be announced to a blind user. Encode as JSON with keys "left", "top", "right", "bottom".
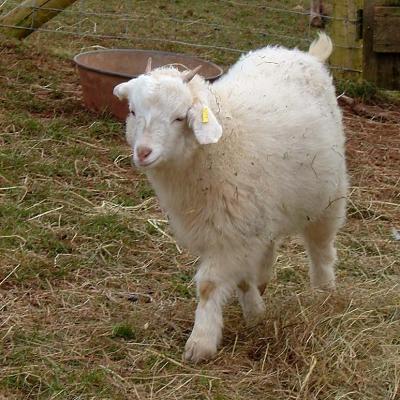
{"left": 136, "top": 155, "right": 161, "bottom": 169}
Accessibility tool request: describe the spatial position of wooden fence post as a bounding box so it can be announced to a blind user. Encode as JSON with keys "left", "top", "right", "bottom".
{"left": 328, "top": 0, "right": 364, "bottom": 82}
{"left": 0, "top": 0, "right": 78, "bottom": 39}
{"left": 363, "top": 0, "right": 400, "bottom": 89}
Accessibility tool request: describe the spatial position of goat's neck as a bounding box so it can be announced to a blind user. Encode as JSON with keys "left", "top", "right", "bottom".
{"left": 146, "top": 145, "right": 223, "bottom": 215}
{"left": 146, "top": 84, "right": 227, "bottom": 211}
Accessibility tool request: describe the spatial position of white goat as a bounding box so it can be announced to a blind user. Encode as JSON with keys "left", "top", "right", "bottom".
{"left": 114, "top": 33, "right": 348, "bottom": 363}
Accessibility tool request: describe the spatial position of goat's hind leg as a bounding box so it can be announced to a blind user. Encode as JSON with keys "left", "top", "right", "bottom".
{"left": 303, "top": 199, "right": 346, "bottom": 290}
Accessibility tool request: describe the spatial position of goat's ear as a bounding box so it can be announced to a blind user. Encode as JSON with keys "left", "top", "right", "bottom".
{"left": 187, "top": 101, "right": 222, "bottom": 145}
{"left": 113, "top": 82, "right": 131, "bottom": 101}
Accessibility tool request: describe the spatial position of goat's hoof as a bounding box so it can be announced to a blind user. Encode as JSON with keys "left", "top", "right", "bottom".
{"left": 312, "top": 280, "right": 336, "bottom": 292}
{"left": 242, "top": 298, "right": 266, "bottom": 327}
{"left": 245, "top": 312, "right": 265, "bottom": 328}
{"left": 184, "top": 335, "right": 217, "bottom": 363}
{"left": 244, "top": 305, "right": 266, "bottom": 328}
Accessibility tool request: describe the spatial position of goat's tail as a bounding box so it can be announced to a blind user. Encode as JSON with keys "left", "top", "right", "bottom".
{"left": 308, "top": 32, "right": 333, "bottom": 63}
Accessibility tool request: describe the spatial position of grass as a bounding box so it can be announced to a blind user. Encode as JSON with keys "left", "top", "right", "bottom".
{"left": 336, "top": 80, "right": 380, "bottom": 102}
{"left": 112, "top": 323, "right": 136, "bottom": 340}
{"left": 335, "top": 79, "right": 400, "bottom": 104}
{"left": 0, "top": 1, "right": 400, "bottom": 399}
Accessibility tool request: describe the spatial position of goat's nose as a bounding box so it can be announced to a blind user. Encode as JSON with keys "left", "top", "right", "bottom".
{"left": 137, "top": 146, "right": 152, "bottom": 163}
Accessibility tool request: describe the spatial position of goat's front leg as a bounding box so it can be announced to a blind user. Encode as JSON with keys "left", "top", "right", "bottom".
{"left": 184, "top": 261, "right": 233, "bottom": 363}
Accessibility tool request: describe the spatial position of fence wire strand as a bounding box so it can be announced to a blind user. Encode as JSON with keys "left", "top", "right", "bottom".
{"left": 218, "top": 0, "right": 359, "bottom": 22}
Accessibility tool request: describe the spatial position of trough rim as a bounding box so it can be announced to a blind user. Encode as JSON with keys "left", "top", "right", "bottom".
{"left": 73, "top": 48, "right": 224, "bottom": 81}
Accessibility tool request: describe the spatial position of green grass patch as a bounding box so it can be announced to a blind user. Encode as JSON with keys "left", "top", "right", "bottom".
{"left": 112, "top": 323, "right": 136, "bottom": 340}
{"left": 336, "top": 79, "right": 380, "bottom": 102}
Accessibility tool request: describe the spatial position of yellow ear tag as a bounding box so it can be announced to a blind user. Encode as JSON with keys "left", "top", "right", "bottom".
{"left": 202, "top": 107, "right": 209, "bottom": 124}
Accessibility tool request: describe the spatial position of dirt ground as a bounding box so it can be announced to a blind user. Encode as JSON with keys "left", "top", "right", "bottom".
{"left": 0, "top": 30, "right": 399, "bottom": 400}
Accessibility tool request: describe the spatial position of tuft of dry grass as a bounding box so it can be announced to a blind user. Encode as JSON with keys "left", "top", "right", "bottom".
{"left": 1, "top": 2, "right": 399, "bottom": 399}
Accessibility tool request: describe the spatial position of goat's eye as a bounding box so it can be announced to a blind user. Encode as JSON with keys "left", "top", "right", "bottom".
{"left": 174, "top": 116, "right": 185, "bottom": 122}
{"left": 130, "top": 110, "right": 135, "bottom": 117}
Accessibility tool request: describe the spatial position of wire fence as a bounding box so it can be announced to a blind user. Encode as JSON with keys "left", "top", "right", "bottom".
{"left": 0, "top": 0, "right": 362, "bottom": 73}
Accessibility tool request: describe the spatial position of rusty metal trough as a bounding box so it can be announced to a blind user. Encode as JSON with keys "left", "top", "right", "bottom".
{"left": 73, "top": 49, "right": 224, "bottom": 121}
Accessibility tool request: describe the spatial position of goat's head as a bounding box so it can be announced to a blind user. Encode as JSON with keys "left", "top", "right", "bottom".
{"left": 113, "top": 59, "right": 222, "bottom": 169}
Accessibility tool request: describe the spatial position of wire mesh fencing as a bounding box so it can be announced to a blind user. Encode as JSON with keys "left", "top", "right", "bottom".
{"left": 0, "top": 0, "right": 362, "bottom": 74}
